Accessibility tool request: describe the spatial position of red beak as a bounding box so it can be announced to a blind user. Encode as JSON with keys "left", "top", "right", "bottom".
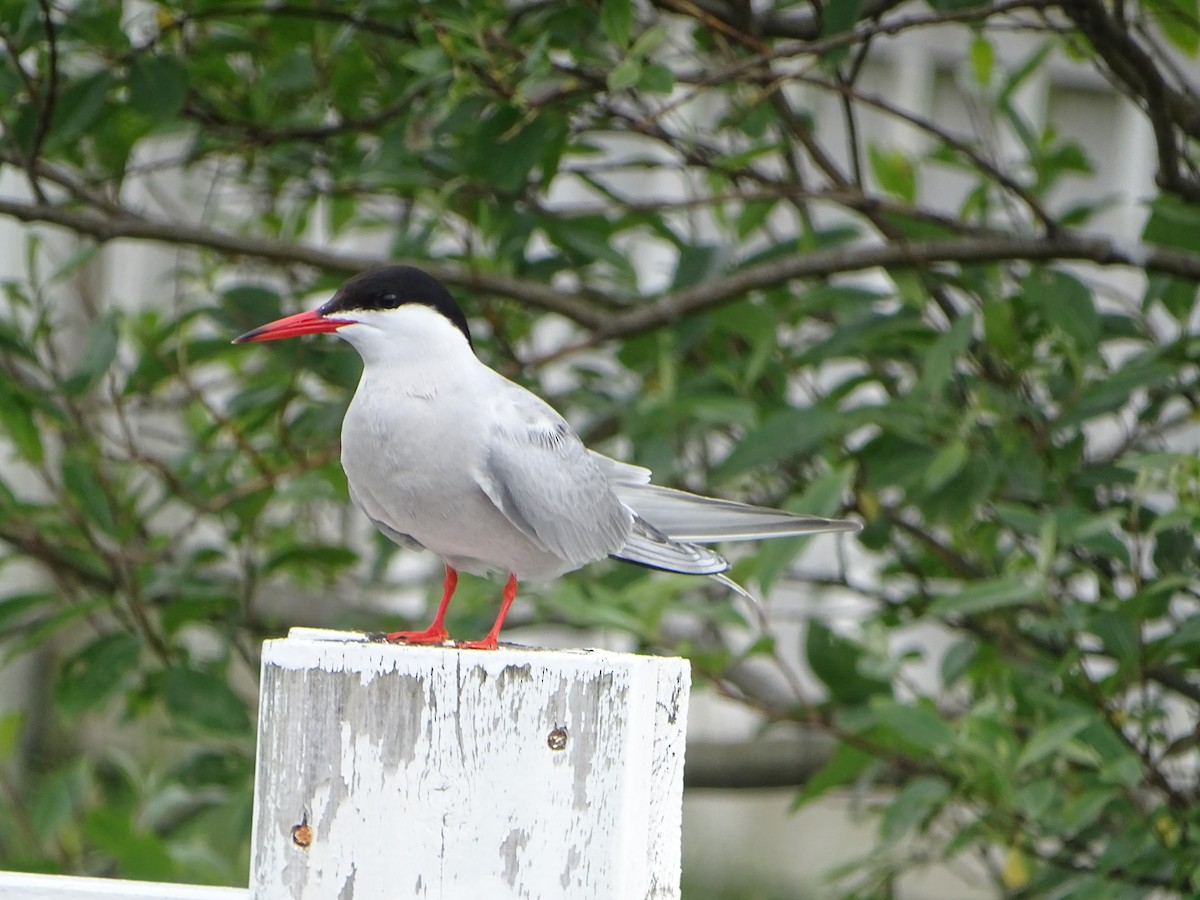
{"left": 233, "top": 309, "right": 354, "bottom": 343}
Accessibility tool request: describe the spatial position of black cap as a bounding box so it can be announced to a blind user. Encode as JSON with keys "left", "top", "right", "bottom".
{"left": 319, "top": 266, "right": 472, "bottom": 346}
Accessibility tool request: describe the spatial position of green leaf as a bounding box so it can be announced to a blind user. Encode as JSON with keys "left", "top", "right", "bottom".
{"left": 1142, "top": 193, "right": 1200, "bottom": 252}
{"left": 3, "top": 597, "right": 110, "bottom": 662}
{"left": 879, "top": 776, "right": 951, "bottom": 845}
{"left": 717, "top": 407, "right": 834, "bottom": 478}
{"left": 750, "top": 466, "right": 857, "bottom": 591}
{"left": 49, "top": 71, "right": 113, "bottom": 146}
{"left": 822, "top": 0, "right": 866, "bottom": 35}
{"left": 266, "top": 543, "right": 358, "bottom": 574}
{"left": 607, "top": 57, "right": 641, "bottom": 92}
{"left": 65, "top": 311, "right": 120, "bottom": 395}
{"left": 51, "top": 243, "right": 101, "bottom": 282}
{"left": 982, "top": 297, "right": 1021, "bottom": 356}
{"left": 475, "top": 110, "right": 566, "bottom": 195}
{"left": 924, "top": 439, "right": 969, "bottom": 491}
{"left": 263, "top": 49, "right": 317, "bottom": 93}
{"left": 600, "top": 0, "right": 634, "bottom": 47}
{"left": 868, "top": 145, "right": 917, "bottom": 203}
{"left": 629, "top": 24, "right": 669, "bottom": 58}
{"left": 539, "top": 213, "right": 626, "bottom": 270}
{"left": 916, "top": 313, "right": 973, "bottom": 396}
{"left": 0, "top": 383, "right": 43, "bottom": 461}
{"left": 174, "top": 749, "right": 253, "bottom": 788}
{"left": 56, "top": 632, "right": 141, "bottom": 716}
{"left": 734, "top": 199, "right": 776, "bottom": 241}
{"left": 160, "top": 667, "right": 250, "bottom": 734}
{"left": 671, "top": 244, "right": 728, "bottom": 291}
{"left": 1146, "top": 275, "right": 1199, "bottom": 323}
{"left": 1058, "top": 359, "right": 1176, "bottom": 429}
{"left": 1143, "top": 0, "right": 1200, "bottom": 53}
{"left": 217, "top": 283, "right": 284, "bottom": 334}
{"left": 0, "top": 709, "right": 22, "bottom": 758}
{"left": 128, "top": 55, "right": 189, "bottom": 119}
{"left": 30, "top": 762, "right": 88, "bottom": 843}
{"left": 1161, "top": 614, "right": 1200, "bottom": 658}
{"left": 1013, "top": 778, "right": 1058, "bottom": 820}
{"left": 637, "top": 62, "right": 675, "bottom": 94}
{"left": 940, "top": 638, "right": 978, "bottom": 688}
{"left": 871, "top": 699, "right": 956, "bottom": 754}
{"left": 805, "top": 620, "right": 891, "bottom": 704}
{"left": 1024, "top": 269, "right": 1099, "bottom": 352}
{"left": 794, "top": 740, "right": 876, "bottom": 807}
{"left": 929, "top": 575, "right": 1041, "bottom": 617}
{"left": 1090, "top": 609, "right": 1140, "bottom": 665}
{"left": 1016, "top": 714, "right": 1093, "bottom": 770}
{"left": 795, "top": 463, "right": 857, "bottom": 518}
{"left": 83, "top": 807, "right": 175, "bottom": 881}
{"left": 61, "top": 450, "right": 117, "bottom": 534}
{"left": 997, "top": 43, "right": 1054, "bottom": 111}
{"left": 970, "top": 34, "right": 994, "bottom": 86}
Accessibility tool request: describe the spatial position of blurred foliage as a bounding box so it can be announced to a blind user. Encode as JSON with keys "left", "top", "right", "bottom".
{"left": 0, "top": 0, "right": 1199, "bottom": 896}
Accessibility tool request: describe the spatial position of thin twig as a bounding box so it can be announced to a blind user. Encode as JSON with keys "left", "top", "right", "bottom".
{"left": 28, "top": 0, "right": 58, "bottom": 193}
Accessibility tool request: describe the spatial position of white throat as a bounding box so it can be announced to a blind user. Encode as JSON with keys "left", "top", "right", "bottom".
{"left": 333, "top": 305, "right": 476, "bottom": 372}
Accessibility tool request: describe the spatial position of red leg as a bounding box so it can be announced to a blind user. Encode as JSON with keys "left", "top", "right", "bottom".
{"left": 386, "top": 565, "right": 457, "bottom": 644}
{"left": 456, "top": 574, "right": 518, "bottom": 651}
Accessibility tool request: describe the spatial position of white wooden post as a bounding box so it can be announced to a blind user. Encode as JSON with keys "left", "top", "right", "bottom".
{"left": 249, "top": 629, "right": 691, "bottom": 900}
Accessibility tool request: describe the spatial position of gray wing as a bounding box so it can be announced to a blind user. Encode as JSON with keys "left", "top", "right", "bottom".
{"left": 476, "top": 403, "right": 632, "bottom": 567}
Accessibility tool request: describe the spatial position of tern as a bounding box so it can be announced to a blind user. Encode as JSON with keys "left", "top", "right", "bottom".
{"left": 234, "top": 266, "right": 859, "bottom": 649}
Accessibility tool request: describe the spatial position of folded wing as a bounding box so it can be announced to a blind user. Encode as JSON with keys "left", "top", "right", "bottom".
{"left": 478, "top": 408, "right": 632, "bottom": 567}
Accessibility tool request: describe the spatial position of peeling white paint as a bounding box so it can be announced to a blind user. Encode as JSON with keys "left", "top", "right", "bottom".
{"left": 250, "top": 631, "right": 690, "bottom": 899}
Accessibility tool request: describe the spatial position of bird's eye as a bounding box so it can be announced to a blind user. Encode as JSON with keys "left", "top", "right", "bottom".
{"left": 382, "top": 293, "right": 398, "bottom": 305}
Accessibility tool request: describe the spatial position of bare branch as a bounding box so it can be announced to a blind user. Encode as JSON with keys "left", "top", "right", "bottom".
{"left": 0, "top": 198, "right": 610, "bottom": 328}
{"left": 29, "top": 0, "right": 58, "bottom": 188}
{"left": 586, "top": 234, "right": 1200, "bottom": 343}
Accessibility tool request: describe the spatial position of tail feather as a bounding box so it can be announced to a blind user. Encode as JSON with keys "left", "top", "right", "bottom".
{"left": 710, "top": 571, "right": 769, "bottom": 632}
{"left": 612, "top": 482, "right": 861, "bottom": 543}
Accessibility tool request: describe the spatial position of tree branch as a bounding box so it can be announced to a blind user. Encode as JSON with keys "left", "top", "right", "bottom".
{"left": 587, "top": 233, "right": 1200, "bottom": 343}
{"left": 0, "top": 198, "right": 610, "bottom": 328}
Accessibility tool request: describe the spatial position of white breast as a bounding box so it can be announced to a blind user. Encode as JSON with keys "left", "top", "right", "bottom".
{"left": 337, "top": 350, "right": 584, "bottom": 580}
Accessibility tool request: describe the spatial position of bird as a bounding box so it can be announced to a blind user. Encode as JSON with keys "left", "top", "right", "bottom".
{"left": 234, "top": 265, "right": 860, "bottom": 649}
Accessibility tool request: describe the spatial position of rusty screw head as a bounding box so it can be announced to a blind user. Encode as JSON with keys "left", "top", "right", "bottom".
{"left": 291, "top": 821, "right": 313, "bottom": 848}
{"left": 547, "top": 727, "right": 568, "bottom": 751}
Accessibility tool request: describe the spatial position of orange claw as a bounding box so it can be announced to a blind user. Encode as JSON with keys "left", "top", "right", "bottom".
{"left": 386, "top": 626, "right": 451, "bottom": 645}
{"left": 453, "top": 635, "right": 499, "bottom": 651}
{"left": 453, "top": 574, "right": 518, "bottom": 651}
{"left": 385, "top": 565, "right": 457, "bottom": 645}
